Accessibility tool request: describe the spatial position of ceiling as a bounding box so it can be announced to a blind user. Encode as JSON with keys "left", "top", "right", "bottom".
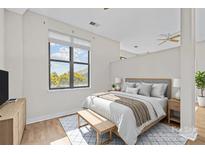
{"left": 28, "top": 8, "right": 181, "bottom": 54}
{"left": 6, "top": 8, "right": 27, "bottom": 15}
{"left": 8, "top": 8, "right": 181, "bottom": 54}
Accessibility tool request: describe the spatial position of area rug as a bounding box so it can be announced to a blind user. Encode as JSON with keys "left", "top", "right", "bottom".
{"left": 59, "top": 114, "right": 188, "bottom": 145}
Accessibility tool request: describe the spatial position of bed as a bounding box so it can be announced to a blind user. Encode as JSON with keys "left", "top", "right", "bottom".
{"left": 83, "top": 78, "right": 172, "bottom": 145}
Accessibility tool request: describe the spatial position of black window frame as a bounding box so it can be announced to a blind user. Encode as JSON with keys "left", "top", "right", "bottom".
{"left": 48, "top": 41, "right": 90, "bottom": 90}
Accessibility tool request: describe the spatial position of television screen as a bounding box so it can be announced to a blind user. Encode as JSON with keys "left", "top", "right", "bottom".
{"left": 0, "top": 70, "right": 9, "bottom": 106}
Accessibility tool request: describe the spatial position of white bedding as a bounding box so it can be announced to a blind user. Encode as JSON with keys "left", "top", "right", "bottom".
{"left": 82, "top": 91, "right": 167, "bottom": 145}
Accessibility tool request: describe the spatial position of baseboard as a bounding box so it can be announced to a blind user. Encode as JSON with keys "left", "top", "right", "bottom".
{"left": 26, "top": 107, "right": 82, "bottom": 124}
{"left": 179, "top": 127, "right": 198, "bottom": 141}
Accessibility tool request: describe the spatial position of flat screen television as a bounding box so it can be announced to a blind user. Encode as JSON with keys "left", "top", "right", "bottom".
{"left": 0, "top": 70, "right": 9, "bottom": 106}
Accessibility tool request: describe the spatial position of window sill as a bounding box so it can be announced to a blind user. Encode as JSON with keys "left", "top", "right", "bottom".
{"left": 47, "top": 87, "right": 91, "bottom": 92}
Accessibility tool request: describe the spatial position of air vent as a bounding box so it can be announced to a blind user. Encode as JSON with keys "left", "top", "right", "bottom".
{"left": 89, "top": 21, "right": 100, "bottom": 27}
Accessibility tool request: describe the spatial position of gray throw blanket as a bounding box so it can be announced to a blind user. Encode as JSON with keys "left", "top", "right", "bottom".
{"left": 95, "top": 92, "right": 151, "bottom": 127}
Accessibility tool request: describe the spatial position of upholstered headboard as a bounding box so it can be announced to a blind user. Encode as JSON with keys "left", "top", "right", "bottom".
{"left": 125, "top": 78, "right": 172, "bottom": 99}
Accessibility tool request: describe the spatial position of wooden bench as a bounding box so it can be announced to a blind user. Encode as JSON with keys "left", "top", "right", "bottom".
{"left": 77, "top": 109, "right": 116, "bottom": 145}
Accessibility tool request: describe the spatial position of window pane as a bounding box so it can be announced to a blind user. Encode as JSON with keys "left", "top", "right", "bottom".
{"left": 50, "top": 61, "right": 70, "bottom": 88}
{"left": 74, "top": 48, "right": 88, "bottom": 63}
{"left": 74, "top": 64, "right": 88, "bottom": 87}
{"left": 50, "top": 42, "right": 70, "bottom": 61}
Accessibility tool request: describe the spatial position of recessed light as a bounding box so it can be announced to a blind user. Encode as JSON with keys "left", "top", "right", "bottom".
{"left": 89, "top": 21, "right": 100, "bottom": 27}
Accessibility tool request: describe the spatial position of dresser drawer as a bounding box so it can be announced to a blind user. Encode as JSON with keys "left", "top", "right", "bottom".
{"left": 168, "top": 101, "right": 180, "bottom": 111}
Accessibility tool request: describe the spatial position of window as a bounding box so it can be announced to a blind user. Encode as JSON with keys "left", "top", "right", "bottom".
{"left": 48, "top": 31, "right": 90, "bottom": 90}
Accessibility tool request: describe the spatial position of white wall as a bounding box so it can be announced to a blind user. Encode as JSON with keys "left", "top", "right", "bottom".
{"left": 195, "top": 41, "right": 205, "bottom": 98}
{"left": 5, "top": 10, "right": 24, "bottom": 98}
{"left": 120, "top": 50, "right": 136, "bottom": 59}
{"left": 23, "top": 11, "right": 119, "bottom": 123}
{"left": 111, "top": 47, "right": 180, "bottom": 80}
{"left": 111, "top": 42, "right": 205, "bottom": 96}
{"left": 0, "top": 9, "right": 5, "bottom": 70}
{"left": 196, "top": 40, "right": 205, "bottom": 71}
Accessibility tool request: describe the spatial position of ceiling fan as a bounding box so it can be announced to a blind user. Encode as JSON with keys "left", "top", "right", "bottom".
{"left": 158, "top": 32, "right": 180, "bottom": 45}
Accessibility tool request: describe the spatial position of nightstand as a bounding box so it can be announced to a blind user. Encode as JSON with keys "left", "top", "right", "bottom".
{"left": 168, "top": 99, "right": 180, "bottom": 124}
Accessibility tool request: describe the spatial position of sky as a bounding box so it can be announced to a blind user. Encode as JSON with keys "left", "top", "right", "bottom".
{"left": 50, "top": 42, "right": 88, "bottom": 75}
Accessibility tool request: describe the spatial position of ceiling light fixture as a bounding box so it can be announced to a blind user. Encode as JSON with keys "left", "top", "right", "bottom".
{"left": 103, "top": 8, "right": 109, "bottom": 10}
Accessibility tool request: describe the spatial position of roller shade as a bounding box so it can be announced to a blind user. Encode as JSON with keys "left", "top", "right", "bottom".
{"left": 48, "top": 31, "right": 71, "bottom": 44}
{"left": 73, "top": 37, "right": 91, "bottom": 48}
{"left": 48, "top": 30, "right": 91, "bottom": 49}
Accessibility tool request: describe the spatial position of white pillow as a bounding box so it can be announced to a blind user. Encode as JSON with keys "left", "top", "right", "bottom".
{"left": 151, "top": 83, "right": 168, "bottom": 98}
{"left": 135, "top": 82, "right": 140, "bottom": 87}
{"left": 125, "top": 87, "right": 139, "bottom": 94}
{"left": 138, "top": 83, "right": 152, "bottom": 96}
{"left": 121, "top": 82, "right": 136, "bottom": 92}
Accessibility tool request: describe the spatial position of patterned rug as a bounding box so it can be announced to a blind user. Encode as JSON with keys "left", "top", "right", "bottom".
{"left": 59, "top": 114, "right": 188, "bottom": 145}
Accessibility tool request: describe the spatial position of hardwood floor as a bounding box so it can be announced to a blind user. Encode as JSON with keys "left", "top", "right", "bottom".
{"left": 186, "top": 136, "right": 205, "bottom": 145}
{"left": 21, "top": 113, "right": 205, "bottom": 145}
{"left": 21, "top": 117, "right": 71, "bottom": 145}
{"left": 166, "top": 121, "right": 205, "bottom": 145}
{"left": 187, "top": 105, "right": 205, "bottom": 145}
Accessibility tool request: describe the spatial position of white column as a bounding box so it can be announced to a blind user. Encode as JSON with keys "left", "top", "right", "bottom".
{"left": 180, "top": 8, "right": 197, "bottom": 140}
{"left": 0, "top": 8, "right": 5, "bottom": 69}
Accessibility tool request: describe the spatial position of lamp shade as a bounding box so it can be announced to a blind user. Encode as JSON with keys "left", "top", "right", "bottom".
{"left": 172, "top": 78, "right": 180, "bottom": 88}
{"left": 115, "top": 77, "right": 122, "bottom": 84}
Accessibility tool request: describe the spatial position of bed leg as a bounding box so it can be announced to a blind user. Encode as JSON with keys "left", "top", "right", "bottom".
{"left": 168, "top": 109, "right": 170, "bottom": 124}
{"left": 96, "top": 132, "right": 100, "bottom": 145}
{"left": 77, "top": 114, "right": 80, "bottom": 128}
{"left": 109, "top": 130, "right": 112, "bottom": 141}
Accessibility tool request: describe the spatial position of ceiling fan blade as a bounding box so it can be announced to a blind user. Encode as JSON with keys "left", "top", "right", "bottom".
{"left": 158, "top": 40, "right": 167, "bottom": 45}
{"left": 169, "top": 39, "right": 179, "bottom": 42}
{"left": 170, "top": 34, "right": 181, "bottom": 39}
{"left": 158, "top": 31, "right": 180, "bottom": 45}
{"left": 157, "top": 38, "right": 167, "bottom": 41}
